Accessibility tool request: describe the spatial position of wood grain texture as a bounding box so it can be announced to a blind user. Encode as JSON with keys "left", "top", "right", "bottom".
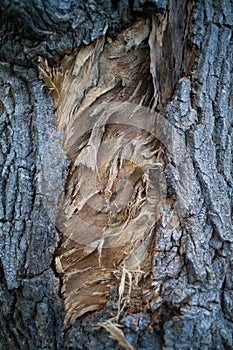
{"left": 39, "top": 18, "right": 166, "bottom": 323}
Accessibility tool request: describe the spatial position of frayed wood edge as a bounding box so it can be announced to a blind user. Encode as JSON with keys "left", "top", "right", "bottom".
{"left": 94, "top": 320, "right": 134, "bottom": 350}
{"left": 116, "top": 264, "right": 145, "bottom": 320}
{"left": 94, "top": 265, "right": 145, "bottom": 350}
{"left": 38, "top": 57, "right": 60, "bottom": 99}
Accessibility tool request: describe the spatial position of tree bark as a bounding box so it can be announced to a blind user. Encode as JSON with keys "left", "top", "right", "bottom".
{"left": 0, "top": 1, "right": 232, "bottom": 349}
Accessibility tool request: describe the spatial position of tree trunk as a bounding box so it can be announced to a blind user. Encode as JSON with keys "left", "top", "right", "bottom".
{"left": 0, "top": 1, "right": 232, "bottom": 349}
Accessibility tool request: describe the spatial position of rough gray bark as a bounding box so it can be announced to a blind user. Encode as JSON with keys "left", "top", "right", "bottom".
{"left": 0, "top": 1, "right": 232, "bottom": 350}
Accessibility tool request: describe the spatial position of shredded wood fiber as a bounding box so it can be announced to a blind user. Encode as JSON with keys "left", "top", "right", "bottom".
{"left": 39, "top": 18, "right": 164, "bottom": 326}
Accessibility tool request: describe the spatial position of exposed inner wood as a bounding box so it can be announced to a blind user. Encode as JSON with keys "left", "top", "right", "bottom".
{"left": 39, "top": 18, "right": 167, "bottom": 324}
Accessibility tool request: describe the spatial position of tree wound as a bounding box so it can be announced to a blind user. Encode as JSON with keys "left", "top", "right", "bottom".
{"left": 39, "top": 18, "right": 166, "bottom": 324}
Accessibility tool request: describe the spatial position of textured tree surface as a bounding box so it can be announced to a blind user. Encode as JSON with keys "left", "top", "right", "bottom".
{"left": 0, "top": 1, "right": 232, "bottom": 350}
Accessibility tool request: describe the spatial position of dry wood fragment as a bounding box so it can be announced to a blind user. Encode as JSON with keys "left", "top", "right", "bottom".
{"left": 39, "top": 18, "right": 165, "bottom": 325}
